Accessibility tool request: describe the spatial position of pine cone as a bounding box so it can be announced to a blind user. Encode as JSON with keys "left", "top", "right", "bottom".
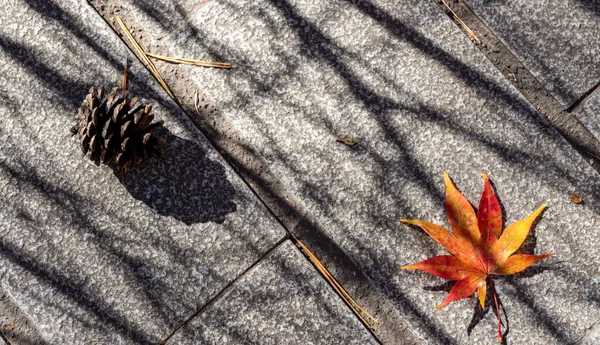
{"left": 71, "top": 86, "right": 164, "bottom": 172}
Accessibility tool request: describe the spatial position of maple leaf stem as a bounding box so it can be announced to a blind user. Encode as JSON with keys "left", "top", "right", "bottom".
{"left": 488, "top": 278, "right": 502, "bottom": 343}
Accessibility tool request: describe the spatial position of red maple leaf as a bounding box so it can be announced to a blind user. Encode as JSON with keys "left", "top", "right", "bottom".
{"left": 400, "top": 173, "right": 553, "bottom": 342}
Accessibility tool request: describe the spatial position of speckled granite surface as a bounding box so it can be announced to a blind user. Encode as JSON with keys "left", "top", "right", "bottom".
{"left": 0, "top": 285, "right": 46, "bottom": 345}
{"left": 464, "top": 0, "right": 600, "bottom": 107}
{"left": 579, "top": 322, "right": 600, "bottom": 345}
{"left": 167, "top": 240, "right": 379, "bottom": 345}
{"left": 0, "top": 0, "right": 287, "bottom": 343}
{"left": 574, "top": 90, "right": 600, "bottom": 144}
{"left": 107, "top": 0, "right": 600, "bottom": 343}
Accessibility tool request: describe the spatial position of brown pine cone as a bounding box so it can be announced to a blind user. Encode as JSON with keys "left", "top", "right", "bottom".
{"left": 71, "top": 86, "right": 164, "bottom": 173}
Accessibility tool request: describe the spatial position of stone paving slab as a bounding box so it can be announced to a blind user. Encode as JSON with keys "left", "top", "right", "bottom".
{"left": 167, "top": 240, "right": 379, "bottom": 345}
{"left": 0, "top": 0, "right": 289, "bottom": 343}
{"left": 464, "top": 0, "right": 600, "bottom": 107}
{"left": 105, "top": 0, "right": 600, "bottom": 343}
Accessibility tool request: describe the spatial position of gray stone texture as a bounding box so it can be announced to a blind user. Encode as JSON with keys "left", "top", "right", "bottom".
{"left": 578, "top": 321, "right": 600, "bottom": 345}
{"left": 464, "top": 0, "right": 600, "bottom": 107}
{"left": 0, "top": 0, "right": 288, "bottom": 343}
{"left": 167, "top": 240, "right": 379, "bottom": 345}
{"left": 0, "top": 285, "right": 46, "bottom": 345}
{"left": 111, "top": 0, "right": 600, "bottom": 343}
{"left": 574, "top": 90, "right": 600, "bottom": 144}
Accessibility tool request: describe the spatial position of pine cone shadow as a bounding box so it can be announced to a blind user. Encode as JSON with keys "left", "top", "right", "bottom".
{"left": 114, "top": 131, "right": 237, "bottom": 224}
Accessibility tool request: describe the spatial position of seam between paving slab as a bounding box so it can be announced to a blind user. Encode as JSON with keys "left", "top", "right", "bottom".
{"left": 570, "top": 85, "right": 600, "bottom": 116}
{"left": 163, "top": 241, "right": 385, "bottom": 345}
{"left": 158, "top": 235, "right": 291, "bottom": 344}
{"left": 438, "top": 0, "right": 600, "bottom": 175}
{"left": 164, "top": 240, "right": 384, "bottom": 345}
{"left": 576, "top": 320, "right": 600, "bottom": 345}
{"left": 566, "top": 80, "right": 600, "bottom": 113}
{"left": 86, "top": 2, "right": 422, "bottom": 345}
{"left": 451, "top": 0, "right": 600, "bottom": 110}
{"left": 460, "top": 0, "right": 600, "bottom": 107}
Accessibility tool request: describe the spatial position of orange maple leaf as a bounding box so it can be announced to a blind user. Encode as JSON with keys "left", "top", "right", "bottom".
{"left": 400, "top": 173, "right": 553, "bottom": 342}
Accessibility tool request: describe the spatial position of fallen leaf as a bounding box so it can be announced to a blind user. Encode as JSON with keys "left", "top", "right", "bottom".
{"left": 570, "top": 194, "right": 582, "bottom": 204}
{"left": 400, "top": 172, "right": 553, "bottom": 343}
{"left": 335, "top": 137, "right": 357, "bottom": 146}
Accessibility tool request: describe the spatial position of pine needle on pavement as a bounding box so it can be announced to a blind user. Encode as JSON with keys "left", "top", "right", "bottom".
{"left": 147, "top": 53, "right": 231, "bottom": 69}
{"left": 114, "top": 16, "right": 177, "bottom": 101}
{"left": 292, "top": 234, "right": 379, "bottom": 330}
